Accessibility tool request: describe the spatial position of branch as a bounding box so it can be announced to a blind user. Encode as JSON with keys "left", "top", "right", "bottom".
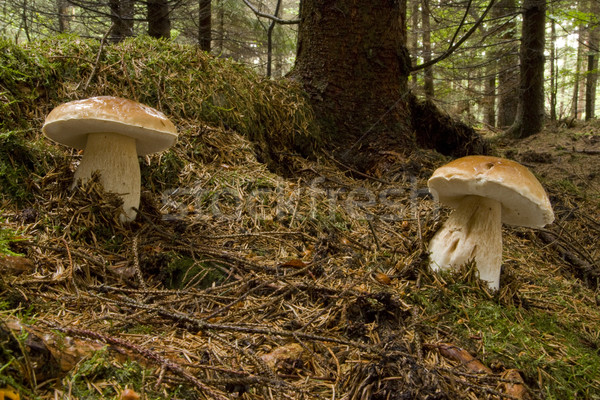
{"left": 241, "top": 0, "right": 300, "bottom": 25}
{"left": 411, "top": 0, "right": 496, "bottom": 72}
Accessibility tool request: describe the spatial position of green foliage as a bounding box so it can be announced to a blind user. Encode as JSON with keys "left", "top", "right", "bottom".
{"left": 0, "top": 131, "right": 48, "bottom": 203}
{"left": 0, "top": 226, "right": 23, "bottom": 256}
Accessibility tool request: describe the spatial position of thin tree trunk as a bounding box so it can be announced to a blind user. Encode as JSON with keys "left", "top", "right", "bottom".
{"left": 266, "top": 0, "right": 282, "bottom": 77}
{"left": 585, "top": 53, "right": 598, "bottom": 120}
{"left": 508, "top": 0, "right": 546, "bottom": 138}
{"left": 421, "top": 0, "right": 434, "bottom": 99}
{"left": 495, "top": 0, "right": 518, "bottom": 128}
{"left": 572, "top": 0, "right": 587, "bottom": 119}
{"left": 484, "top": 60, "right": 496, "bottom": 126}
{"left": 585, "top": 0, "right": 599, "bottom": 120}
{"left": 21, "top": 0, "right": 31, "bottom": 42}
{"left": 216, "top": 0, "right": 224, "bottom": 53}
{"left": 409, "top": 0, "right": 420, "bottom": 87}
{"left": 57, "top": 0, "right": 71, "bottom": 33}
{"left": 550, "top": 18, "right": 557, "bottom": 121}
{"left": 198, "top": 0, "right": 211, "bottom": 51}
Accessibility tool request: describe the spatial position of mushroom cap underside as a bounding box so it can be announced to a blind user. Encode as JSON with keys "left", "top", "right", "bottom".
{"left": 428, "top": 155, "right": 554, "bottom": 228}
{"left": 42, "top": 96, "right": 177, "bottom": 155}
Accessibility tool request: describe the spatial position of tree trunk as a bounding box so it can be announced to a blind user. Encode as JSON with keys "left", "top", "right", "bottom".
{"left": 495, "top": 0, "right": 519, "bottom": 128}
{"left": 572, "top": 35, "right": 584, "bottom": 119}
{"left": 549, "top": 18, "right": 557, "bottom": 121}
{"left": 266, "top": 0, "right": 283, "bottom": 77}
{"left": 57, "top": 0, "right": 71, "bottom": 33}
{"left": 585, "top": 0, "right": 599, "bottom": 120}
{"left": 147, "top": 0, "right": 171, "bottom": 39}
{"left": 292, "top": 0, "right": 413, "bottom": 168}
{"left": 109, "top": 0, "right": 134, "bottom": 42}
{"left": 408, "top": 0, "right": 420, "bottom": 88}
{"left": 508, "top": 0, "right": 546, "bottom": 138}
{"left": 216, "top": 0, "right": 224, "bottom": 53}
{"left": 291, "top": 0, "right": 487, "bottom": 170}
{"left": 483, "top": 60, "right": 496, "bottom": 127}
{"left": 585, "top": 52, "right": 598, "bottom": 120}
{"left": 198, "top": 0, "right": 211, "bottom": 52}
{"left": 421, "top": 0, "right": 434, "bottom": 99}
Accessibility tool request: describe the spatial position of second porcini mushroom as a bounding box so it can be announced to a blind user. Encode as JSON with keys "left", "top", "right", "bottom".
{"left": 427, "top": 155, "right": 554, "bottom": 290}
{"left": 43, "top": 96, "right": 178, "bottom": 222}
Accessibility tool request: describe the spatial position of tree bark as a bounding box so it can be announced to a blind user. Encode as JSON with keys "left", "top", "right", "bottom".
{"left": 147, "top": 0, "right": 171, "bottom": 39}
{"left": 292, "top": 0, "right": 413, "bottom": 169}
{"left": 508, "top": 0, "right": 546, "bottom": 138}
{"left": 494, "top": 0, "right": 518, "bottom": 128}
{"left": 266, "top": 0, "right": 283, "bottom": 77}
{"left": 291, "top": 0, "right": 488, "bottom": 171}
{"left": 57, "top": 0, "right": 71, "bottom": 33}
{"left": 483, "top": 60, "right": 496, "bottom": 126}
{"left": 216, "top": 0, "right": 224, "bottom": 53}
{"left": 421, "top": 0, "right": 434, "bottom": 99}
{"left": 109, "top": 0, "right": 134, "bottom": 42}
{"left": 198, "top": 0, "right": 211, "bottom": 52}
{"left": 408, "top": 0, "right": 420, "bottom": 87}
{"left": 549, "top": 18, "right": 557, "bottom": 121}
{"left": 585, "top": 0, "right": 599, "bottom": 120}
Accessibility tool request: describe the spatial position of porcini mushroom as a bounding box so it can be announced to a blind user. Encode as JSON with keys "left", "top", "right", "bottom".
{"left": 42, "top": 96, "right": 177, "bottom": 222}
{"left": 427, "top": 155, "right": 554, "bottom": 290}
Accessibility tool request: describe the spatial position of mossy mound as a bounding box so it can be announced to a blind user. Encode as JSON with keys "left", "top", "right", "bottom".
{"left": 0, "top": 35, "right": 318, "bottom": 204}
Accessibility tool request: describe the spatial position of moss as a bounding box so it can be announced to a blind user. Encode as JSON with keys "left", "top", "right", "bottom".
{"left": 161, "top": 253, "right": 228, "bottom": 289}
{"left": 64, "top": 349, "right": 196, "bottom": 400}
{"left": 0, "top": 36, "right": 318, "bottom": 202}
{"left": 0, "top": 132, "right": 47, "bottom": 203}
{"left": 410, "top": 274, "right": 600, "bottom": 398}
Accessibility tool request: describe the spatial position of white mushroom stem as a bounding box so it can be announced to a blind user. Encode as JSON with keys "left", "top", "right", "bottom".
{"left": 73, "top": 132, "right": 141, "bottom": 222}
{"left": 429, "top": 195, "right": 503, "bottom": 290}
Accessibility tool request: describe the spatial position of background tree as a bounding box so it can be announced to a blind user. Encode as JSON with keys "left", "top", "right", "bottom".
{"left": 584, "top": 0, "right": 599, "bottom": 120}
{"left": 147, "top": 0, "right": 170, "bottom": 39}
{"left": 57, "top": 0, "right": 73, "bottom": 33}
{"left": 109, "top": 0, "right": 134, "bottom": 42}
{"left": 198, "top": 0, "right": 211, "bottom": 51}
{"left": 493, "top": 0, "right": 519, "bottom": 127}
{"left": 509, "top": 0, "right": 546, "bottom": 138}
{"left": 421, "top": 0, "right": 434, "bottom": 99}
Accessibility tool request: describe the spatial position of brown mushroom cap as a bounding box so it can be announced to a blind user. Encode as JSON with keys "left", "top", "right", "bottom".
{"left": 428, "top": 155, "right": 554, "bottom": 228}
{"left": 42, "top": 96, "right": 177, "bottom": 156}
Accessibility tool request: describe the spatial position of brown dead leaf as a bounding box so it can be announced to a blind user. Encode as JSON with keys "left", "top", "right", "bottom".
{"left": 3, "top": 317, "right": 105, "bottom": 372}
{"left": 278, "top": 259, "right": 308, "bottom": 269}
{"left": 107, "top": 261, "right": 137, "bottom": 279}
{"left": 0, "top": 255, "right": 34, "bottom": 274}
{"left": 260, "top": 343, "right": 304, "bottom": 370}
{"left": 373, "top": 272, "right": 392, "bottom": 285}
{"left": 435, "top": 343, "right": 492, "bottom": 374}
{"left": 120, "top": 388, "right": 141, "bottom": 400}
{"left": 499, "top": 369, "right": 529, "bottom": 399}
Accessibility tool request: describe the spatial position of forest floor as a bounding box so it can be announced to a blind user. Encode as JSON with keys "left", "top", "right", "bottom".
{"left": 1, "top": 37, "right": 600, "bottom": 400}
{"left": 1, "top": 119, "right": 599, "bottom": 400}
{"left": 495, "top": 120, "right": 600, "bottom": 196}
